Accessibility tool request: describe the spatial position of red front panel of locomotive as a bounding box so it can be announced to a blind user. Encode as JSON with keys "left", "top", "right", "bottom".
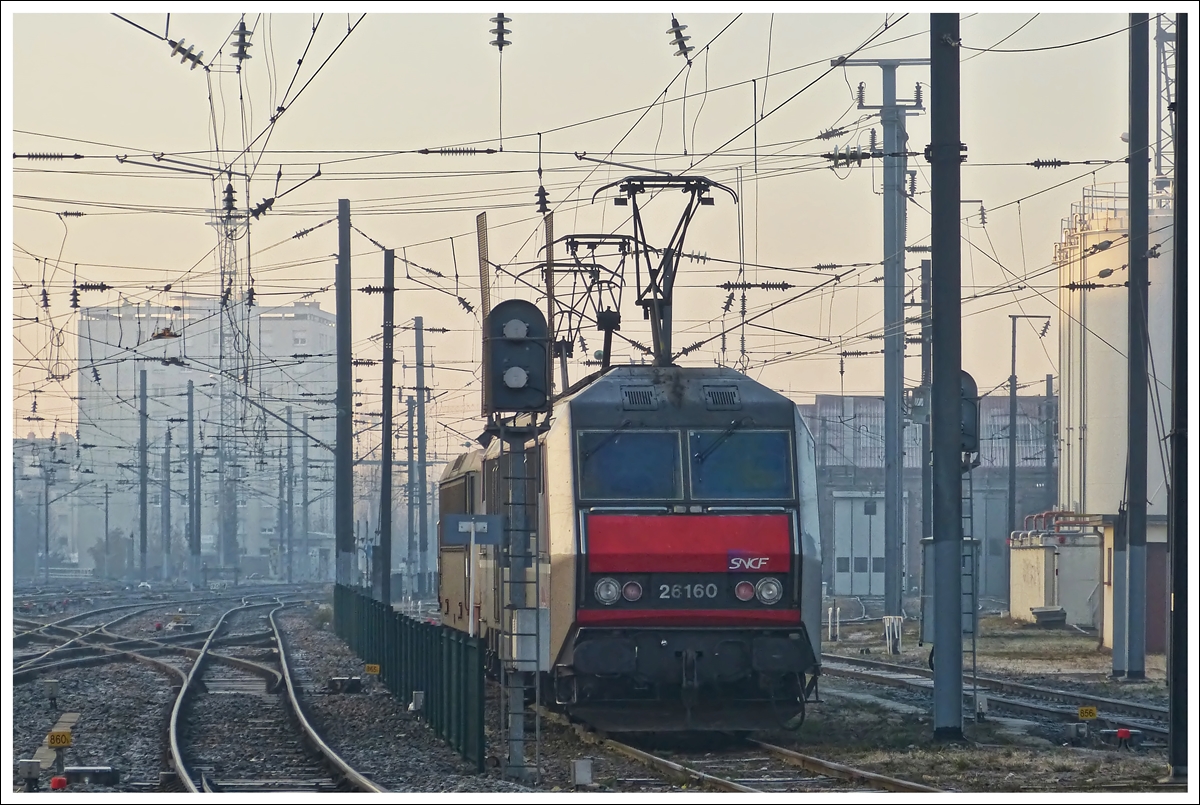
{"left": 577, "top": 513, "right": 800, "bottom": 626}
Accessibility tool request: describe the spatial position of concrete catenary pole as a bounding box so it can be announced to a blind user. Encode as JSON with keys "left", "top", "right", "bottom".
{"left": 415, "top": 316, "right": 429, "bottom": 597}
{"left": 379, "top": 250, "right": 396, "bottom": 605}
{"left": 1125, "top": 12, "right": 1150, "bottom": 681}
{"left": 43, "top": 471, "right": 51, "bottom": 584}
{"left": 162, "top": 432, "right": 171, "bottom": 581}
{"left": 277, "top": 454, "right": 286, "bottom": 577}
{"left": 302, "top": 413, "right": 310, "bottom": 581}
{"left": 286, "top": 406, "right": 295, "bottom": 585}
{"left": 193, "top": 451, "right": 202, "bottom": 581}
{"left": 188, "top": 380, "right": 198, "bottom": 584}
{"left": 921, "top": 258, "right": 932, "bottom": 584}
{"left": 335, "top": 198, "right": 354, "bottom": 588}
{"left": 929, "top": 13, "right": 963, "bottom": 741}
{"left": 881, "top": 63, "right": 906, "bottom": 617}
{"left": 881, "top": 64, "right": 909, "bottom": 618}
{"left": 139, "top": 368, "right": 148, "bottom": 582}
{"left": 1008, "top": 316, "right": 1019, "bottom": 550}
{"left": 103, "top": 484, "right": 110, "bottom": 578}
{"left": 833, "top": 56, "right": 927, "bottom": 616}
{"left": 1167, "top": 10, "right": 1187, "bottom": 781}
{"left": 406, "top": 395, "right": 416, "bottom": 596}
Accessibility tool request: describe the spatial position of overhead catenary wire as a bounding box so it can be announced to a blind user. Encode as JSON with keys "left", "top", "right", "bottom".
{"left": 14, "top": 13, "right": 1143, "bottom": 448}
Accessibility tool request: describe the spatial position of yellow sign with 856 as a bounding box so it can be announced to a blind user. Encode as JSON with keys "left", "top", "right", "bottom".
{"left": 1077, "top": 706, "right": 1098, "bottom": 720}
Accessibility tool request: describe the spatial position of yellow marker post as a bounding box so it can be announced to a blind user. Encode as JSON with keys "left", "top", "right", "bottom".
{"left": 1077, "top": 706, "right": 1098, "bottom": 720}
{"left": 365, "top": 664, "right": 380, "bottom": 675}
{"left": 47, "top": 731, "right": 72, "bottom": 749}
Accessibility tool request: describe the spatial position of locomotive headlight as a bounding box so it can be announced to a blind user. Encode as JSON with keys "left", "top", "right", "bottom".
{"left": 734, "top": 580, "right": 756, "bottom": 601}
{"left": 594, "top": 577, "right": 621, "bottom": 605}
{"left": 622, "top": 581, "right": 643, "bottom": 602}
{"left": 755, "top": 577, "right": 783, "bottom": 605}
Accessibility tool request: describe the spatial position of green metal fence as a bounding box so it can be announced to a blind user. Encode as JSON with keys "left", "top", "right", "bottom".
{"left": 334, "top": 584, "right": 485, "bottom": 772}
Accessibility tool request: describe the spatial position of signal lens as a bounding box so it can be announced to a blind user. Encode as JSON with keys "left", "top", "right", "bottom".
{"left": 622, "top": 581, "right": 643, "bottom": 602}
{"left": 594, "top": 577, "right": 621, "bottom": 605}
{"left": 734, "top": 581, "right": 756, "bottom": 601}
{"left": 755, "top": 577, "right": 783, "bottom": 605}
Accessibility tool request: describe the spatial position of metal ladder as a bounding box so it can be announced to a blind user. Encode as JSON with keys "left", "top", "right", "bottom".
{"left": 960, "top": 460, "right": 979, "bottom": 716}
{"left": 497, "top": 430, "right": 542, "bottom": 784}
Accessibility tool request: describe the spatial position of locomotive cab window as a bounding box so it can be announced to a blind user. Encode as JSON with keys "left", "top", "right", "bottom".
{"left": 577, "top": 429, "right": 682, "bottom": 500}
{"left": 689, "top": 429, "right": 793, "bottom": 500}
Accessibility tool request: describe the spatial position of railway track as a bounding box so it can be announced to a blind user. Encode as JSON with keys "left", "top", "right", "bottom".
{"left": 12, "top": 592, "right": 290, "bottom": 682}
{"left": 821, "top": 652, "right": 1167, "bottom": 736}
{"left": 548, "top": 710, "right": 937, "bottom": 793}
{"left": 169, "top": 601, "right": 383, "bottom": 793}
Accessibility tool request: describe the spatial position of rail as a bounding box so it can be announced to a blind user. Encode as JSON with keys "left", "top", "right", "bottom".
{"left": 169, "top": 598, "right": 382, "bottom": 793}
{"left": 168, "top": 599, "right": 272, "bottom": 792}
{"left": 269, "top": 605, "right": 386, "bottom": 792}
{"left": 750, "top": 739, "right": 940, "bottom": 793}
{"left": 541, "top": 705, "right": 935, "bottom": 793}
{"left": 822, "top": 652, "right": 1166, "bottom": 721}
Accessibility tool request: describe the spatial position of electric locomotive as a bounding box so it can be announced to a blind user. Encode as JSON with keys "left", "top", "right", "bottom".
{"left": 438, "top": 363, "right": 822, "bottom": 731}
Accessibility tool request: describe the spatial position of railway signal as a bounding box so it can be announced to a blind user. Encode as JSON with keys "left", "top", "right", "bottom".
{"left": 483, "top": 299, "right": 550, "bottom": 414}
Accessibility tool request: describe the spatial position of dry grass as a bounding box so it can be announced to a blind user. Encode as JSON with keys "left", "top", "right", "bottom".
{"left": 828, "top": 612, "right": 1166, "bottom": 695}
{"left": 767, "top": 685, "right": 1169, "bottom": 792}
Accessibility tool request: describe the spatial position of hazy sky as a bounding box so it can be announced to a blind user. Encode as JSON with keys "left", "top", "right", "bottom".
{"left": 7, "top": 9, "right": 1168, "bottom": 454}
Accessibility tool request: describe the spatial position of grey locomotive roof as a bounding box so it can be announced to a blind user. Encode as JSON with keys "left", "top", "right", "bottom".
{"left": 439, "top": 448, "right": 483, "bottom": 483}
{"left": 568, "top": 365, "right": 797, "bottom": 429}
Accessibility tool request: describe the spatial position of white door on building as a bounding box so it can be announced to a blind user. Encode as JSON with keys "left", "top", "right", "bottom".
{"left": 833, "top": 494, "right": 887, "bottom": 596}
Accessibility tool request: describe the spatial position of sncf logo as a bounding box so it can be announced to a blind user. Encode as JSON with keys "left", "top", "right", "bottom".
{"left": 727, "top": 555, "right": 770, "bottom": 571}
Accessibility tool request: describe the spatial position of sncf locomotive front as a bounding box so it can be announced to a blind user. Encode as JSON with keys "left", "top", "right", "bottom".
{"left": 542, "top": 365, "right": 822, "bottom": 731}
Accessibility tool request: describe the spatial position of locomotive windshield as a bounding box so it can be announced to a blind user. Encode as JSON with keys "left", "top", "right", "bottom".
{"left": 689, "top": 429, "right": 793, "bottom": 499}
{"left": 577, "top": 430, "right": 682, "bottom": 500}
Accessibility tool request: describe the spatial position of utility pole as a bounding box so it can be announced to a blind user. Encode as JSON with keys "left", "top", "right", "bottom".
{"left": 139, "top": 368, "right": 148, "bottom": 582}
{"left": 379, "top": 250, "right": 396, "bottom": 605}
{"left": 187, "top": 380, "right": 197, "bottom": 584}
{"left": 1167, "top": 10, "right": 1187, "bottom": 781}
{"left": 286, "top": 407, "right": 294, "bottom": 585}
{"left": 277, "top": 453, "right": 286, "bottom": 579}
{"left": 1126, "top": 12, "right": 1150, "bottom": 680}
{"left": 1009, "top": 317, "right": 1019, "bottom": 553}
{"left": 920, "top": 258, "right": 932, "bottom": 586}
{"left": 833, "top": 55, "right": 928, "bottom": 616}
{"left": 415, "top": 316, "right": 429, "bottom": 597}
{"left": 193, "top": 451, "right": 202, "bottom": 580}
{"left": 335, "top": 198, "right": 354, "bottom": 589}
{"left": 162, "top": 431, "right": 172, "bottom": 581}
{"left": 302, "top": 412, "right": 310, "bottom": 581}
{"left": 929, "top": 13, "right": 963, "bottom": 741}
{"left": 103, "top": 484, "right": 110, "bottom": 579}
{"left": 43, "top": 470, "right": 52, "bottom": 584}
{"left": 406, "top": 395, "right": 416, "bottom": 597}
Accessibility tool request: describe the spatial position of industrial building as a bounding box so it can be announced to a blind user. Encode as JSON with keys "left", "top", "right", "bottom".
{"left": 69, "top": 298, "right": 338, "bottom": 580}
{"left": 799, "top": 390, "right": 1056, "bottom": 605}
{"left": 1007, "top": 182, "right": 1174, "bottom": 652}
